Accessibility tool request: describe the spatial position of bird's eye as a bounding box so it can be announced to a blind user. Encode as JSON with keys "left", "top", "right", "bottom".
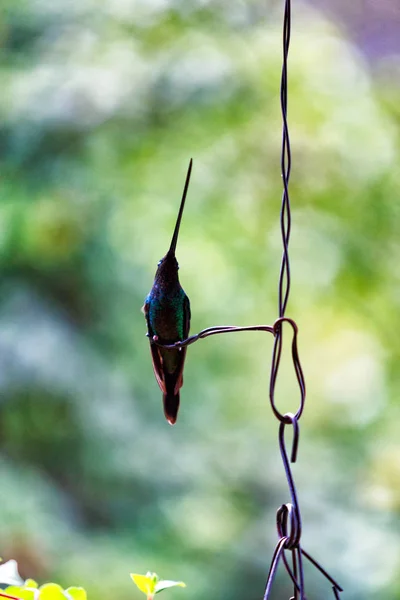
{"left": 158, "top": 259, "right": 162, "bottom": 266}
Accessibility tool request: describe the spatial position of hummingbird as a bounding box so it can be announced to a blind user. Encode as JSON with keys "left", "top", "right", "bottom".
{"left": 142, "top": 159, "right": 193, "bottom": 425}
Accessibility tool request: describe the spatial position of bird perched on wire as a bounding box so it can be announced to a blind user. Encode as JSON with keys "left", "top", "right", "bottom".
{"left": 142, "top": 159, "right": 192, "bottom": 425}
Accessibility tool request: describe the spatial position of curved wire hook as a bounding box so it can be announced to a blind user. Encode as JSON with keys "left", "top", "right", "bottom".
{"left": 278, "top": 415, "right": 302, "bottom": 546}
{"left": 264, "top": 414, "right": 306, "bottom": 599}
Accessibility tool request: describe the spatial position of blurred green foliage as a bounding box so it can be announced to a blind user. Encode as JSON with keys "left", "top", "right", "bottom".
{"left": 0, "top": 0, "right": 399, "bottom": 599}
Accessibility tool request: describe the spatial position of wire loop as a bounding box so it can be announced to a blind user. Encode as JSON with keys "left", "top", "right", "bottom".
{"left": 276, "top": 503, "right": 299, "bottom": 550}
{"left": 269, "top": 318, "right": 306, "bottom": 423}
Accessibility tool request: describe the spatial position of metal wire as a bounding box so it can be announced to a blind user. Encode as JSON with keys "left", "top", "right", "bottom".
{"left": 149, "top": 324, "right": 275, "bottom": 349}
{"left": 147, "top": 0, "right": 343, "bottom": 596}
{"left": 263, "top": 0, "right": 343, "bottom": 597}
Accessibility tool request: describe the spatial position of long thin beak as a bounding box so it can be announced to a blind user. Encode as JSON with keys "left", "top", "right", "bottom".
{"left": 169, "top": 158, "right": 193, "bottom": 255}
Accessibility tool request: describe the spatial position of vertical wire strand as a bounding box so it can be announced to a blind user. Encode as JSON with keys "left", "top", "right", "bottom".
{"left": 278, "top": 0, "right": 292, "bottom": 318}
{"left": 264, "top": 0, "right": 343, "bottom": 596}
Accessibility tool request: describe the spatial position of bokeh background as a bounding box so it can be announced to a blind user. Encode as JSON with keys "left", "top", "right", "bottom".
{"left": 1, "top": 0, "right": 400, "bottom": 598}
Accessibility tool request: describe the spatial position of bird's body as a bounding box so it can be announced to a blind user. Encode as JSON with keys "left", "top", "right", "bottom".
{"left": 143, "top": 160, "right": 193, "bottom": 424}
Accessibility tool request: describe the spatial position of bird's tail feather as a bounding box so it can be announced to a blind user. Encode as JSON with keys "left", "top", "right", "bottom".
{"left": 163, "top": 392, "right": 180, "bottom": 425}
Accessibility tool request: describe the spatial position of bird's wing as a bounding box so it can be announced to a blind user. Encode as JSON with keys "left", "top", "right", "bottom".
{"left": 171, "top": 294, "right": 191, "bottom": 395}
{"left": 143, "top": 299, "right": 166, "bottom": 393}
{"left": 172, "top": 347, "right": 186, "bottom": 395}
{"left": 150, "top": 343, "right": 167, "bottom": 393}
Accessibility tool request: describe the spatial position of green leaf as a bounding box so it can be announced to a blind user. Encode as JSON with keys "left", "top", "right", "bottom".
{"left": 154, "top": 580, "right": 186, "bottom": 594}
{"left": 130, "top": 574, "right": 156, "bottom": 596}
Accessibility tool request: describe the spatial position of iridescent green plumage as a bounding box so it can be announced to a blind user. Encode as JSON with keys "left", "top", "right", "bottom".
{"left": 142, "top": 160, "right": 192, "bottom": 424}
